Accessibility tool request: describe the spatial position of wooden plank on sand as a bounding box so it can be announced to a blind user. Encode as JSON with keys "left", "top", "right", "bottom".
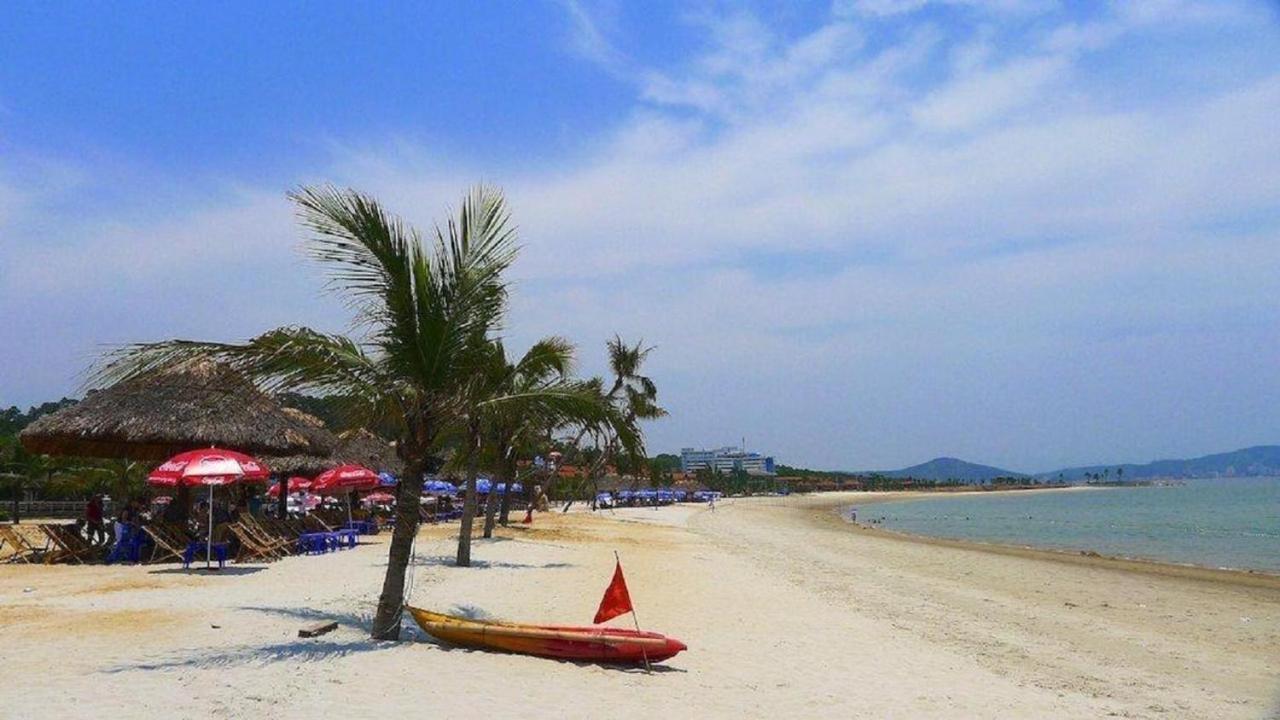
{"left": 298, "top": 621, "right": 338, "bottom": 638}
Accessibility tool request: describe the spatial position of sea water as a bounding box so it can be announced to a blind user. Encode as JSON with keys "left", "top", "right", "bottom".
{"left": 858, "top": 477, "right": 1280, "bottom": 572}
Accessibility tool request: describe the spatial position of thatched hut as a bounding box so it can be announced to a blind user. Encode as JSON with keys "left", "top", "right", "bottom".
{"left": 333, "top": 428, "right": 403, "bottom": 475}
{"left": 19, "top": 358, "right": 337, "bottom": 461}
{"left": 264, "top": 419, "right": 403, "bottom": 477}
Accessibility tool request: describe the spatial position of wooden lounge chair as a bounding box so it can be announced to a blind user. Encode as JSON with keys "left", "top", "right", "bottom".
{"left": 258, "top": 517, "right": 302, "bottom": 544}
{"left": 0, "top": 525, "right": 46, "bottom": 563}
{"left": 142, "top": 522, "right": 192, "bottom": 564}
{"left": 228, "top": 522, "right": 280, "bottom": 562}
{"left": 241, "top": 516, "right": 292, "bottom": 556}
{"left": 39, "top": 524, "right": 102, "bottom": 565}
{"left": 302, "top": 514, "right": 334, "bottom": 533}
{"left": 314, "top": 508, "right": 348, "bottom": 529}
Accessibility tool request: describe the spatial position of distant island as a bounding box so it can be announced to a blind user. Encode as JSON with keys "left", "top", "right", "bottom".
{"left": 875, "top": 457, "right": 1023, "bottom": 483}
{"left": 777, "top": 445, "right": 1280, "bottom": 485}
{"left": 1037, "top": 445, "right": 1280, "bottom": 482}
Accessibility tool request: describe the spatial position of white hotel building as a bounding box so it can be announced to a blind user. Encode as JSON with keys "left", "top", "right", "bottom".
{"left": 680, "top": 446, "right": 776, "bottom": 475}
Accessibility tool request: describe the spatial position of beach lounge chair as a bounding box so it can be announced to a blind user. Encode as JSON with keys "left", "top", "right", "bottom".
{"left": 264, "top": 517, "right": 305, "bottom": 544}
{"left": 0, "top": 525, "right": 46, "bottom": 563}
{"left": 39, "top": 524, "right": 102, "bottom": 564}
{"left": 241, "top": 516, "right": 292, "bottom": 556}
{"left": 302, "top": 515, "right": 335, "bottom": 533}
{"left": 142, "top": 522, "right": 191, "bottom": 564}
{"left": 228, "top": 523, "right": 281, "bottom": 562}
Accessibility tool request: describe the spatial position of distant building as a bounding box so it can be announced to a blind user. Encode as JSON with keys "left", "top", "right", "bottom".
{"left": 681, "top": 446, "right": 776, "bottom": 475}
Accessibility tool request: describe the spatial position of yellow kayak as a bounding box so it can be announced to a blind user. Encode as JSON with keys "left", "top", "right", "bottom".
{"left": 406, "top": 606, "right": 687, "bottom": 664}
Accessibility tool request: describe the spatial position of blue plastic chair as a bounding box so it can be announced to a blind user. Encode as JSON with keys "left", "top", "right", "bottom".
{"left": 106, "top": 525, "right": 145, "bottom": 565}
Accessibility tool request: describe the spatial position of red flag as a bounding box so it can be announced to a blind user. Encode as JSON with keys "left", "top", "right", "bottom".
{"left": 593, "top": 559, "right": 634, "bottom": 624}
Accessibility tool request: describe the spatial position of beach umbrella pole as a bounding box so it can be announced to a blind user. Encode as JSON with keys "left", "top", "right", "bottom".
{"left": 206, "top": 481, "right": 213, "bottom": 571}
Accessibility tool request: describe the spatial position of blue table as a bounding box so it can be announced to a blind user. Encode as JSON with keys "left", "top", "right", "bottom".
{"left": 298, "top": 532, "right": 333, "bottom": 555}
{"left": 183, "top": 541, "right": 229, "bottom": 569}
{"left": 335, "top": 529, "right": 359, "bottom": 549}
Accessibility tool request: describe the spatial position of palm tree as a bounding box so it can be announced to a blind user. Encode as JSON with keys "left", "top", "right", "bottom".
{"left": 562, "top": 336, "right": 666, "bottom": 510}
{"left": 478, "top": 339, "right": 595, "bottom": 537}
{"left": 79, "top": 458, "right": 148, "bottom": 501}
{"left": 0, "top": 444, "right": 77, "bottom": 523}
{"left": 94, "top": 185, "right": 517, "bottom": 640}
{"left": 454, "top": 337, "right": 624, "bottom": 564}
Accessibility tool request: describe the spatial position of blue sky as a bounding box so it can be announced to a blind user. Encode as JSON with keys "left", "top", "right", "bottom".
{"left": 3, "top": 0, "right": 1279, "bottom": 472}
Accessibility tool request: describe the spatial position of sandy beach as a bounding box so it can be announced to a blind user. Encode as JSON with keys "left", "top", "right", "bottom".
{"left": 2, "top": 493, "right": 1277, "bottom": 719}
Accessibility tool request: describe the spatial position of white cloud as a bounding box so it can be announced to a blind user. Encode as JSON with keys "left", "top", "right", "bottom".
{"left": 911, "top": 54, "right": 1068, "bottom": 132}
{"left": 833, "top": 0, "right": 1055, "bottom": 19}
{"left": 558, "top": 0, "right": 632, "bottom": 78}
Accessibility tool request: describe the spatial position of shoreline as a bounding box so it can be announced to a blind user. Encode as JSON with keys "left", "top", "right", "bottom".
{"left": 799, "top": 490, "right": 1280, "bottom": 589}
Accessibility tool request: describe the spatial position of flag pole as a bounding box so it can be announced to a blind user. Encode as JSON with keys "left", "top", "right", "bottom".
{"left": 615, "top": 550, "right": 651, "bottom": 673}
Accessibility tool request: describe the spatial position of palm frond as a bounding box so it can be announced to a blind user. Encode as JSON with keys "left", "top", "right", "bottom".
{"left": 512, "top": 337, "right": 575, "bottom": 382}
{"left": 290, "top": 187, "right": 418, "bottom": 332}
{"left": 92, "top": 327, "right": 396, "bottom": 428}
{"left": 416, "top": 186, "right": 517, "bottom": 391}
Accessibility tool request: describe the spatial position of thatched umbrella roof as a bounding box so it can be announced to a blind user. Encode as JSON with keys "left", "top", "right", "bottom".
{"left": 334, "top": 428, "right": 403, "bottom": 475}
{"left": 19, "top": 358, "right": 338, "bottom": 461}
{"left": 263, "top": 421, "right": 404, "bottom": 477}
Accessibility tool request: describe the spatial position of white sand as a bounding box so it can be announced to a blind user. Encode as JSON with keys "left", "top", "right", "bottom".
{"left": 1, "top": 494, "right": 1277, "bottom": 719}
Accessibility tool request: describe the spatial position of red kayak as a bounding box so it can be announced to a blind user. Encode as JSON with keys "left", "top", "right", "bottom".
{"left": 406, "top": 606, "right": 687, "bottom": 664}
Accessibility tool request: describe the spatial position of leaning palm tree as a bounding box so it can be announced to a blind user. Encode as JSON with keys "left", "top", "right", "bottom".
{"left": 562, "top": 336, "right": 667, "bottom": 510}
{"left": 93, "top": 185, "right": 516, "bottom": 640}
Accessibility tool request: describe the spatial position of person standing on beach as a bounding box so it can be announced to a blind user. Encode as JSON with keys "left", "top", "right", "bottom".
{"left": 84, "top": 494, "right": 107, "bottom": 544}
{"left": 113, "top": 498, "right": 135, "bottom": 545}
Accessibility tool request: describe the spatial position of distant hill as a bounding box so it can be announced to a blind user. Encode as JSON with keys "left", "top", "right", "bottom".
{"left": 1040, "top": 445, "right": 1280, "bottom": 481}
{"left": 876, "top": 457, "right": 1025, "bottom": 483}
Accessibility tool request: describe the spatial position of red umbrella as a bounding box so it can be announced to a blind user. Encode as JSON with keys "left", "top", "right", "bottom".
{"left": 362, "top": 491, "right": 396, "bottom": 504}
{"left": 311, "top": 464, "right": 380, "bottom": 495}
{"left": 266, "top": 476, "right": 313, "bottom": 498}
{"left": 148, "top": 448, "right": 270, "bottom": 570}
{"left": 147, "top": 448, "right": 270, "bottom": 488}
{"left": 312, "top": 464, "right": 380, "bottom": 526}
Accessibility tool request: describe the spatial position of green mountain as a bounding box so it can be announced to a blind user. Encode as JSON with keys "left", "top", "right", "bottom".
{"left": 877, "top": 457, "right": 1025, "bottom": 482}
{"left": 1040, "top": 445, "right": 1280, "bottom": 481}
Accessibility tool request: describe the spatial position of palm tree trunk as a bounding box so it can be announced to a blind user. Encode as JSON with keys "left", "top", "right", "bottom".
{"left": 497, "top": 455, "right": 517, "bottom": 526}
{"left": 481, "top": 485, "right": 499, "bottom": 539}
{"left": 276, "top": 476, "right": 289, "bottom": 520}
{"left": 372, "top": 457, "right": 426, "bottom": 641}
{"left": 497, "top": 484, "right": 512, "bottom": 526}
{"left": 456, "top": 423, "right": 482, "bottom": 567}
